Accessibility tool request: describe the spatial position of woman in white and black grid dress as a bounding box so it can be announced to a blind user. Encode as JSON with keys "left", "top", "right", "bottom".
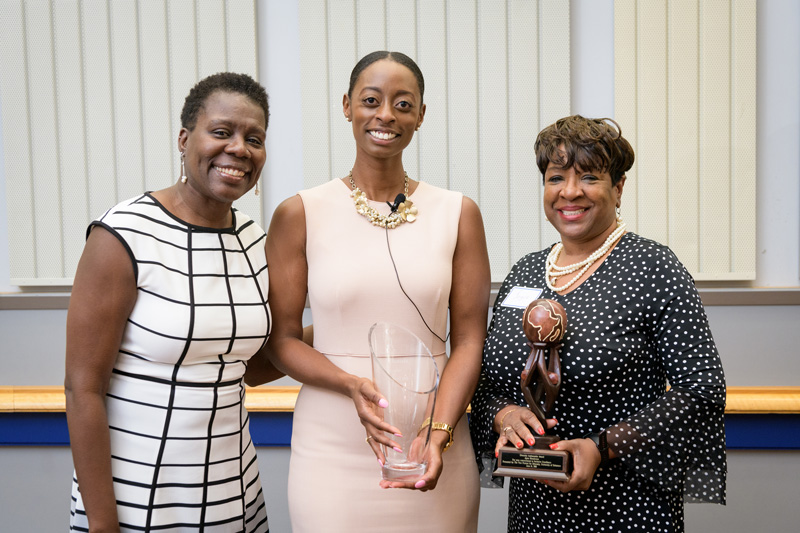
{"left": 66, "top": 73, "right": 281, "bottom": 532}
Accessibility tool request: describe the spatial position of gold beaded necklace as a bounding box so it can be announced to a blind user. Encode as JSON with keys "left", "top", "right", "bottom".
{"left": 348, "top": 171, "right": 418, "bottom": 229}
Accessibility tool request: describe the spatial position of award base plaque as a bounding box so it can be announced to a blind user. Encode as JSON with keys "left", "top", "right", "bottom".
{"left": 495, "top": 437, "right": 571, "bottom": 481}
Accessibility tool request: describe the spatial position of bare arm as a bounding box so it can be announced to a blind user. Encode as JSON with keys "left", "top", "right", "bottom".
{"left": 432, "top": 197, "right": 490, "bottom": 439}
{"left": 65, "top": 227, "right": 137, "bottom": 533}
{"left": 382, "top": 196, "right": 491, "bottom": 490}
{"left": 265, "top": 196, "right": 399, "bottom": 435}
{"left": 243, "top": 345, "right": 285, "bottom": 386}
{"left": 243, "top": 240, "right": 287, "bottom": 387}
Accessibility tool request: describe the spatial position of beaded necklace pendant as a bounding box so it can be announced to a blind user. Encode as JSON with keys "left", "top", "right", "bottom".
{"left": 349, "top": 171, "right": 418, "bottom": 229}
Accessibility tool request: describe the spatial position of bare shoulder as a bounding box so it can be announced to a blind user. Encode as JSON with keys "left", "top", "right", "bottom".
{"left": 458, "top": 195, "right": 486, "bottom": 236}
{"left": 68, "top": 226, "right": 137, "bottom": 349}
{"left": 267, "top": 195, "right": 306, "bottom": 244}
{"left": 271, "top": 194, "right": 306, "bottom": 225}
{"left": 76, "top": 226, "right": 136, "bottom": 287}
{"left": 460, "top": 195, "right": 483, "bottom": 220}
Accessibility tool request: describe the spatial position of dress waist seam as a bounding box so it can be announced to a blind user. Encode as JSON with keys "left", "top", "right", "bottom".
{"left": 320, "top": 351, "right": 447, "bottom": 358}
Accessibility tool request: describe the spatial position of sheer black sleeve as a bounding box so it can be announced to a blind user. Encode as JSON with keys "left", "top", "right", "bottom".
{"left": 469, "top": 254, "right": 543, "bottom": 487}
{"left": 605, "top": 246, "right": 726, "bottom": 504}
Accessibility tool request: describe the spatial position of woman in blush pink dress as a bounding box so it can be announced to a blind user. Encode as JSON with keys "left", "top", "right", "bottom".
{"left": 267, "top": 51, "right": 490, "bottom": 532}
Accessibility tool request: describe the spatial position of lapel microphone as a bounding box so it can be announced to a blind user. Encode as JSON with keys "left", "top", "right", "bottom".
{"left": 388, "top": 194, "right": 406, "bottom": 213}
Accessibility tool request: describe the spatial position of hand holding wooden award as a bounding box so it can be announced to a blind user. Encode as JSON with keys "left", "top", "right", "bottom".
{"left": 494, "top": 299, "right": 572, "bottom": 481}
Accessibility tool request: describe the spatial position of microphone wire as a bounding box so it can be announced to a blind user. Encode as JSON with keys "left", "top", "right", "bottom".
{"left": 384, "top": 225, "right": 449, "bottom": 344}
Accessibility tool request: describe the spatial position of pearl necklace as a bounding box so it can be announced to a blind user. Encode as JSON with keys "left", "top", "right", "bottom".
{"left": 545, "top": 217, "right": 627, "bottom": 292}
{"left": 348, "top": 171, "right": 418, "bottom": 229}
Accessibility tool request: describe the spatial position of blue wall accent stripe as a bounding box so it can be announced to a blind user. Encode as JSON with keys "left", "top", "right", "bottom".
{"left": 723, "top": 414, "right": 800, "bottom": 450}
{"left": 1, "top": 413, "right": 798, "bottom": 449}
{"left": 0, "top": 413, "right": 70, "bottom": 446}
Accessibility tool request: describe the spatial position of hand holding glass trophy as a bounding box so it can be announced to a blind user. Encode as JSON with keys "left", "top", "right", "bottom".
{"left": 494, "top": 299, "right": 572, "bottom": 481}
{"left": 369, "top": 322, "right": 440, "bottom": 482}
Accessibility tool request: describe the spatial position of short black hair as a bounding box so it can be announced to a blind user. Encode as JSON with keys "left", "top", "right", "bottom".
{"left": 347, "top": 51, "right": 425, "bottom": 104}
{"left": 180, "top": 72, "right": 269, "bottom": 131}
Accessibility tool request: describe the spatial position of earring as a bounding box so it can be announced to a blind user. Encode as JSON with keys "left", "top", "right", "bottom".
{"left": 616, "top": 206, "right": 622, "bottom": 222}
{"left": 254, "top": 181, "right": 260, "bottom": 196}
{"left": 180, "top": 152, "right": 187, "bottom": 183}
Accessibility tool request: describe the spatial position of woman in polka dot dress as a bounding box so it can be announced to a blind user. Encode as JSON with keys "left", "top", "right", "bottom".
{"left": 470, "top": 115, "right": 726, "bottom": 532}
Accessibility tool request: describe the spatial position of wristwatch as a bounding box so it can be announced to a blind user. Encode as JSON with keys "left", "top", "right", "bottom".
{"left": 420, "top": 417, "right": 454, "bottom": 452}
{"left": 584, "top": 430, "right": 609, "bottom": 466}
{"left": 431, "top": 422, "right": 454, "bottom": 452}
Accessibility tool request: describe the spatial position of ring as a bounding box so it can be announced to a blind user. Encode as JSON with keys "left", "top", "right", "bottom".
{"left": 502, "top": 426, "right": 513, "bottom": 435}
{"left": 365, "top": 436, "right": 373, "bottom": 444}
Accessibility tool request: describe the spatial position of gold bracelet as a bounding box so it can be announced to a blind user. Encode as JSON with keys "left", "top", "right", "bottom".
{"left": 430, "top": 421, "right": 454, "bottom": 452}
{"left": 498, "top": 406, "right": 520, "bottom": 434}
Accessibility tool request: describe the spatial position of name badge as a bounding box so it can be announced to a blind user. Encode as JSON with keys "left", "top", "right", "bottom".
{"left": 500, "top": 286, "right": 543, "bottom": 309}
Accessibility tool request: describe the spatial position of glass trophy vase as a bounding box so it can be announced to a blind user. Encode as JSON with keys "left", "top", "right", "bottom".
{"left": 369, "top": 322, "right": 440, "bottom": 482}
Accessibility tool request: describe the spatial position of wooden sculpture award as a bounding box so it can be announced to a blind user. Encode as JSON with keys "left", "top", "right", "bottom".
{"left": 494, "top": 299, "right": 572, "bottom": 481}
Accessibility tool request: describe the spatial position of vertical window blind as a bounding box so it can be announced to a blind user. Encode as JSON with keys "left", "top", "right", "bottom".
{"left": 0, "top": 0, "right": 260, "bottom": 286}
{"left": 298, "top": 0, "right": 572, "bottom": 282}
{"left": 615, "top": 0, "right": 757, "bottom": 280}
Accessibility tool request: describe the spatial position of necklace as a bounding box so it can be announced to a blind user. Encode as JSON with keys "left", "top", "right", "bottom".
{"left": 348, "top": 171, "right": 418, "bottom": 229}
{"left": 545, "top": 217, "right": 627, "bottom": 292}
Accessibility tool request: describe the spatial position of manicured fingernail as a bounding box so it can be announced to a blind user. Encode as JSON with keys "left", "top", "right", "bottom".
{"left": 378, "top": 458, "right": 384, "bottom": 467}
{"left": 415, "top": 480, "right": 426, "bottom": 488}
{"left": 378, "top": 399, "right": 389, "bottom": 408}
{"left": 393, "top": 446, "right": 402, "bottom": 453}
{"left": 394, "top": 432, "right": 403, "bottom": 437}
{"left": 527, "top": 438, "right": 535, "bottom": 446}
{"left": 537, "top": 427, "right": 545, "bottom": 435}
{"left": 495, "top": 451, "right": 498, "bottom": 458}
{"left": 516, "top": 442, "right": 522, "bottom": 449}
{"left": 549, "top": 443, "right": 558, "bottom": 450}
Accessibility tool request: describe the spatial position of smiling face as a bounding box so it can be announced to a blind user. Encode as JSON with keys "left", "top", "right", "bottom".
{"left": 178, "top": 90, "right": 267, "bottom": 206}
{"left": 543, "top": 161, "right": 625, "bottom": 251}
{"left": 342, "top": 59, "right": 425, "bottom": 161}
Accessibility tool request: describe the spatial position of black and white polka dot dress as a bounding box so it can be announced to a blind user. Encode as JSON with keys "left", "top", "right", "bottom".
{"left": 470, "top": 233, "right": 726, "bottom": 533}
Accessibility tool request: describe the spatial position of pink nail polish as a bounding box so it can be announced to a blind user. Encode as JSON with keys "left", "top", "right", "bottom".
{"left": 393, "top": 446, "right": 402, "bottom": 453}
{"left": 415, "top": 480, "right": 426, "bottom": 488}
{"left": 394, "top": 432, "right": 403, "bottom": 437}
{"left": 378, "top": 458, "right": 384, "bottom": 467}
{"left": 378, "top": 399, "right": 389, "bottom": 408}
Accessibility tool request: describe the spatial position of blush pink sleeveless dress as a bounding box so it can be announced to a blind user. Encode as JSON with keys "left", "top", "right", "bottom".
{"left": 288, "top": 179, "right": 480, "bottom": 532}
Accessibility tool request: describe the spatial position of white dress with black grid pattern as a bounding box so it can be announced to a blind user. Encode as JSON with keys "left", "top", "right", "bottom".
{"left": 470, "top": 233, "right": 726, "bottom": 533}
{"left": 69, "top": 193, "right": 270, "bottom": 533}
